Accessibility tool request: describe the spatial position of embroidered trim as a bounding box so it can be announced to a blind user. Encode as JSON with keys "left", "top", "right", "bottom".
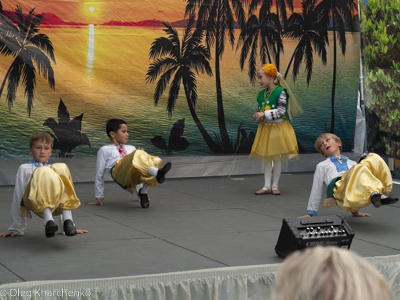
{"left": 110, "top": 143, "right": 127, "bottom": 157}
{"left": 329, "top": 156, "right": 349, "bottom": 173}
{"left": 8, "top": 229, "right": 18, "bottom": 235}
{"left": 306, "top": 210, "right": 318, "bottom": 216}
{"left": 28, "top": 159, "right": 51, "bottom": 168}
{"left": 28, "top": 159, "right": 51, "bottom": 173}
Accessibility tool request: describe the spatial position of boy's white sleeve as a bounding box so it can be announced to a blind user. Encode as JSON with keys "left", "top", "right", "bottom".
{"left": 8, "top": 166, "right": 29, "bottom": 235}
{"left": 306, "top": 164, "right": 325, "bottom": 215}
{"left": 95, "top": 147, "right": 107, "bottom": 199}
{"left": 125, "top": 145, "right": 136, "bottom": 154}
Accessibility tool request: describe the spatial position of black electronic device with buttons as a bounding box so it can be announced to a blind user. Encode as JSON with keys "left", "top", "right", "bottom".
{"left": 274, "top": 214, "right": 355, "bottom": 258}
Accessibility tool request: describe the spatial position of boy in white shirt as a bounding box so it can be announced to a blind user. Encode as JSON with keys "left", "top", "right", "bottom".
{"left": 300, "top": 133, "right": 397, "bottom": 218}
{"left": 90, "top": 119, "right": 171, "bottom": 208}
{"left": 0, "top": 132, "right": 87, "bottom": 238}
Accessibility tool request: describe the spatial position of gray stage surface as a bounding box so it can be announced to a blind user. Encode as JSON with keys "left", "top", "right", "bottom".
{"left": 1, "top": 173, "right": 400, "bottom": 285}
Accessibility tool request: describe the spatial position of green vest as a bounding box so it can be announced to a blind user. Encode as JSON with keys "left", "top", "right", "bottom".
{"left": 256, "top": 86, "right": 289, "bottom": 118}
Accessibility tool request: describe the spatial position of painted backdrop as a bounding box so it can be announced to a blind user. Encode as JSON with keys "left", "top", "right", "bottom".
{"left": 0, "top": 0, "right": 360, "bottom": 160}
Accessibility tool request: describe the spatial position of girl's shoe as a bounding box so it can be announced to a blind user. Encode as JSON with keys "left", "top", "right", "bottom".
{"left": 255, "top": 187, "right": 272, "bottom": 195}
{"left": 272, "top": 187, "right": 281, "bottom": 195}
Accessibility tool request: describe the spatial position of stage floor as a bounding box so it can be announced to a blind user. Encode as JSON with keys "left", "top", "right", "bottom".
{"left": 1, "top": 173, "right": 400, "bottom": 284}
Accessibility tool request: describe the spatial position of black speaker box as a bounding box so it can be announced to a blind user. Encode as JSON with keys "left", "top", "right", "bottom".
{"left": 275, "top": 214, "right": 355, "bottom": 258}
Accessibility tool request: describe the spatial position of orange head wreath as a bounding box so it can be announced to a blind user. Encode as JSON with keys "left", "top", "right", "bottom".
{"left": 262, "top": 64, "right": 278, "bottom": 78}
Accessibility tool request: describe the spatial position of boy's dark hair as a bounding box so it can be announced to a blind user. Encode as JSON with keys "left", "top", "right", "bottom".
{"left": 106, "top": 119, "right": 126, "bottom": 138}
{"left": 29, "top": 131, "right": 54, "bottom": 148}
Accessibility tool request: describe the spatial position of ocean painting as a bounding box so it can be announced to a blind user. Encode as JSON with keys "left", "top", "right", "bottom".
{"left": 0, "top": 0, "right": 360, "bottom": 160}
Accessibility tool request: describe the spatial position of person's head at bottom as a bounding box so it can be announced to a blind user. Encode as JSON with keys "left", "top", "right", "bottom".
{"left": 272, "top": 246, "right": 393, "bottom": 300}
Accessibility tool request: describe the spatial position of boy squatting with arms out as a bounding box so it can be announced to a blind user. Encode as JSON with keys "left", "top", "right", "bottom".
{"left": 0, "top": 132, "right": 88, "bottom": 238}
{"left": 90, "top": 119, "right": 172, "bottom": 208}
{"left": 299, "top": 133, "right": 398, "bottom": 218}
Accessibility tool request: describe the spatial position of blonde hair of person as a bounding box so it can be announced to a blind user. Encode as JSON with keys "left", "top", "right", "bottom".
{"left": 261, "top": 64, "right": 303, "bottom": 118}
{"left": 315, "top": 133, "right": 342, "bottom": 155}
{"left": 272, "top": 246, "right": 393, "bottom": 300}
{"left": 29, "top": 131, "right": 54, "bottom": 148}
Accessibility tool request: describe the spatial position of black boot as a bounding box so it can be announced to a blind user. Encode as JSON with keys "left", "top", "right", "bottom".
{"left": 381, "top": 196, "right": 398, "bottom": 205}
{"left": 139, "top": 188, "right": 149, "bottom": 209}
{"left": 63, "top": 219, "right": 77, "bottom": 236}
{"left": 156, "top": 162, "right": 172, "bottom": 184}
{"left": 370, "top": 193, "right": 382, "bottom": 208}
{"left": 45, "top": 220, "right": 58, "bottom": 238}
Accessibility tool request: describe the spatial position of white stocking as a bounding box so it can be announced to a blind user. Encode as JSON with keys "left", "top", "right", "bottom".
{"left": 147, "top": 166, "right": 158, "bottom": 177}
{"left": 272, "top": 160, "right": 282, "bottom": 189}
{"left": 43, "top": 207, "right": 54, "bottom": 226}
{"left": 263, "top": 161, "right": 273, "bottom": 189}
{"left": 62, "top": 210, "right": 73, "bottom": 221}
{"left": 140, "top": 185, "right": 150, "bottom": 194}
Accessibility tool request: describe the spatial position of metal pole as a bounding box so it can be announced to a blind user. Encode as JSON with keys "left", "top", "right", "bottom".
{"left": 359, "top": 56, "right": 367, "bottom": 154}
{"left": 358, "top": 0, "right": 368, "bottom": 155}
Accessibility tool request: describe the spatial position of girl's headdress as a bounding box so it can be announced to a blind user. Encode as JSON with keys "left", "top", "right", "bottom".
{"left": 263, "top": 64, "right": 278, "bottom": 78}
{"left": 260, "top": 64, "right": 303, "bottom": 118}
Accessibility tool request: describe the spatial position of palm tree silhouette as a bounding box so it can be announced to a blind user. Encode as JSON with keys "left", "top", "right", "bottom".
{"left": 245, "top": 0, "right": 294, "bottom": 71}
{"left": 146, "top": 16, "right": 220, "bottom": 153}
{"left": 0, "top": 0, "right": 55, "bottom": 116}
{"left": 282, "top": 0, "right": 328, "bottom": 85}
{"left": 249, "top": 0, "right": 294, "bottom": 28}
{"left": 185, "top": 0, "right": 246, "bottom": 152}
{"left": 43, "top": 98, "right": 90, "bottom": 158}
{"left": 151, "top": 118, "right": 190, "bottom": 156}
{"left": 317, "top": 0, "right": 358, "bottom": 133}
{"left": 238, "top": 9, "right": 283, "bottom": 85}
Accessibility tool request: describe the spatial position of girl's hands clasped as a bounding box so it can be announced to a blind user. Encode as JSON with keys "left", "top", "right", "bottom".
{"left": 253, "top": 112, "right": 264, "bottom": 122}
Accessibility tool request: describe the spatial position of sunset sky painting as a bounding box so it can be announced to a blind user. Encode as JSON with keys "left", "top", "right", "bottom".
{"left": 1, "top": 0, "right": 198, "bottom": 24}
{"left": 0, "top": 0, "right": 360, "bottom": 159}
{"left": 1, "top": 0, "right": 304, "bottom": 25}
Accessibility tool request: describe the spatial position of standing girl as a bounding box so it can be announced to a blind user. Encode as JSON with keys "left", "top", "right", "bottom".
{"left": 250, "top": 64, "right": 302, "bottom": 195}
